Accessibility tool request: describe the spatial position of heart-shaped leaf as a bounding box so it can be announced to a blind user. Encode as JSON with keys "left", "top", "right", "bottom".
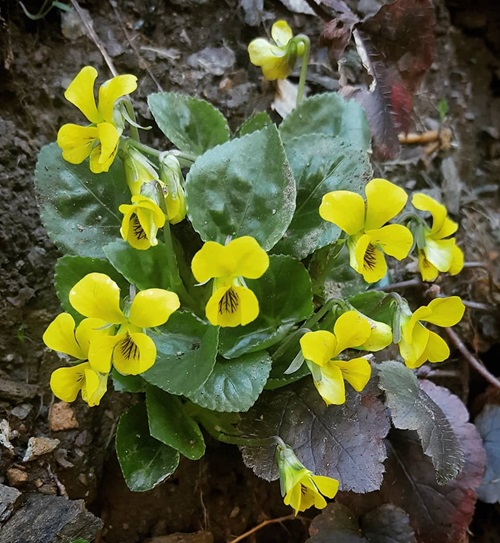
{"left": 475, "top": 404, "right": 500, "bottom": 503}
{"left": 239, "top": 380, "right": 390, "bottom": 492}
{"left": 148, "top": 92, "right": 230, "bottom": 155}
{"left": 35, "top": 143, "right": 128, "bottom": 258}
{"left": 185, "top": 124, "right": 295, "bottom": 251}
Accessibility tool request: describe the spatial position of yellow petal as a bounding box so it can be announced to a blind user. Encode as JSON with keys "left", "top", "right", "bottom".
{"left": 226, "top": 236, "right": 270, "bottom": 279}
{"left": 351, "top": 234, "right": 387, "bottom": 283}
{"left": 313, "top": 362, "right": 345, "bottom": 405}
{"left": 271, "top": 20, "right": 293, "bottom": 47}
{"left": 284, "top": 482, "right": 303, "bottom": 515}
{"left": 356, "top": 315, "right": 392, "bottom": 352}
{"left": 400, "top": 321, "right": 429, "bottom": 369}
{"left": 129, "top": 289, "right": 180, "bottom": 328}
{"left": 312, "top": 475, "right": 339, "bottom": 500}
{"left": 75, "top": 317, "right": 110, "bottom": 358}
{"left": 81, "top": 368, "right": 108, "bottom": 406}
{"left": 88, "top": 333, "right": 118, "bottom": 373}
{"left": 166, "top": 187, "right": 187, "bottom": 225}
{"left": 333, "top": 357, "right": 371, "bottom": 391}
{"left": 64, "top": 66, "right": 100, "bottom": 123}
{"left": 418, "top": 251, "right": 439, "bottom": 282}
{"left": 69, "top": 273, "right": 126, "bottom": 324}
{"left": 43, "top": 313, "right": 86, "bottom": 360}
{"left": 113, "top": 331, "right": 157, "bottom": 375}
{"left": 365, "top": 178, "right": 408, "bottom": 230}
{"left": 421, "top": 297, "right": 465, "bottom": 327}
{"left": 423, "top": 238, "right": 454, "bottom": 272}
{"left": 98, "top": 74, "right": 138, "bottom": 123}
{"left": 205, "top": 285, "right": 259, "bottom": 327}
{"left": 191, "top": 241, "right": 227, "bottom": 283}
{"left": 137, "top": 204, "right": 165, "bottom": 246}
{"left": 319, "top": 191, "right": 365, "bottom": 235}
{"left": 120, "top": 214, "right": 150, "bottom": 250}
{"left": 57, "top": 124, "right": 98, "bottom": 164}
{"left": 333, "top": 311, "right": 372, "bottom": 354}
{"left": 367, "top": 224, "right": 413, "bottom": 260}
{"left": 88, "top": 122, "right": 120, "bottom": 173}
{"left": 425, "top": 330, "right": 450, "bottom": 363}
{"left": 50, "top": 362, "right": 90, "bottom": 403}
{"left": 449, "top": 243, "right": 464, "bottom": 276}
{"left": 299, "top": 479, "right": 327, "bottom": 512}
{"left": 300, "top": 330, "right": 337, "bottom": 367}
{"left": 191, "top": 238, "right": 268, "bottom": 283}
{"left": 412, "top": 193, "right": 459, "bottom": 240}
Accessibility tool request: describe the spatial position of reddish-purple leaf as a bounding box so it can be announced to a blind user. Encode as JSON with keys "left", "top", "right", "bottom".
{"left": 238, "top": 380, "right": 390, "bottom": 493}
{"left": 307, "top": 503, "right": 368, "bottom": 543}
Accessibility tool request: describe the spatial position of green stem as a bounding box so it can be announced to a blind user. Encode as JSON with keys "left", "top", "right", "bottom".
{"left": 295, "top": 35, "right": 310, "bottom": 104}
{"left": 126, "top": 139, "right": 197, "bottom": 168}
{"left": 127, "top": 139, "right": 162, "bottom": 159}
{"left": 123, "top": 99, "right": 140, "bottom": 142}
{"left": 216, "top": 432, "right": 284, "bottom": 448}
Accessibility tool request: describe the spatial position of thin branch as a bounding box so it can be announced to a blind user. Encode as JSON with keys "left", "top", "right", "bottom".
{"left": 69, "top": 0, "right": 117, "bottom": 76}
{"left": 445, "top": 327, "right": 500, "bottom": 389}
{"left": 376, "top": 278, "right": 422, "bottom": 292}
{"left": 228, "top": 515, "right": 306, "bottom": 543}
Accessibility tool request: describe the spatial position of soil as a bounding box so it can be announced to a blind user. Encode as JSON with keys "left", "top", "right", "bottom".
{"left": 0, "top": 0, "right": 498, "bottom": 542}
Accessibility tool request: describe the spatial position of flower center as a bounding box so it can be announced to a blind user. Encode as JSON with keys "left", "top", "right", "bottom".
{"left": 363, "top": 243, "right": 377, "bottom": 271}
{"left": 132, "top": 215, "right": 147, "bottom": 241}
{"left": 119, "top": 333, "right": 140, "bottom": 361}
{"left": 218, "top": 288, "right": 239, "bottom": 315}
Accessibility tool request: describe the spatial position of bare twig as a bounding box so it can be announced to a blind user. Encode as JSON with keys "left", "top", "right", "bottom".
{"left": 462, "top": 300, "right": 494, "bottom": 312}
{"left": 229, "top": 515, "right": 306, "bottom": 543}
{"left": 445, "top": 327, "right": 500, "bottom": 389}
{"left": 69, "top": 0, "right": 117, "bottom": 76}
{"left": 376, "top": 278, "right": 422, "bottom": 292}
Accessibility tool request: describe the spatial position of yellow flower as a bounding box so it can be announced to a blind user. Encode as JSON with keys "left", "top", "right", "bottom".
{"left": 160, "top": 155, "right": 187, "bottom": 225}
{"left": 319, "top": 178, "right": 413, "bottom": 283}
{"left": 397, "top": 296, "right": 465, "bottom": 369}
{"left": 248, "top": 20, "right": 300, "bottom": 80}
{"left": 43, "top": 313, "right": 111, "bottom": 406}
{"left": 191, "top": 236, "right": 269, "bottom": 327}
{"left": 123, "top": 147, "right": 159, "bottom": 196}
{"left": 353, "top": 311, "right": 393, "bottom": 352}
{"left": 276, "top": 442, "right": 339, "bottom": 515}
{"left": 300, "top": 311, "right": 373, "bottom": 405}
{"left": 119, "top": 195, "right": 166, "bottom": 250}
{"left": 412, "top": 193, "right": 464, "bottom": 281}
{"left": 69, "top": 273, "right": 180, "bottom": 375}
{"left": 57, "top": 66, "right": 137, "bottom": 173}
{"left": 50, "top": 363, "right": 108, "bottom": 407}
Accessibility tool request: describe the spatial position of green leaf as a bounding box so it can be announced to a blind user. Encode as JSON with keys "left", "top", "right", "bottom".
{"left": 103, "top": 239, "right": 171, "bottom": 290}
{"left": 279, "top": 93, "right": 371, "bottom": 150}
{"left": 274, "top": 135, "right": 371, "bottom": 259}
{"left": 148, "top": 92, "right": 230, "bottom": 155}
{"left": 142, "top": 312, "right": 219, "bottom": 396}
{"left": 185, "top": 124, "right": 295, "bottom": 251}
{"left": 35, "top": 143, "right": 128, "bottom": 258}
{"left": 185, "top": 351, "right": 272, "bottom": 412}
{"left": 116, "top": 403, "right": 179, "bottom": 492}
{"left": 112, "top": 368, "right": 146, "bottom": 393}
{"left": 239, "top": 381, "right": 390, "bottom": 492}
{"left": 146, "top": 385, "right": 205, "bottom": 460}
{"left": 54, "top": 255, "right": 129, "bottom": 317}
{"left": 219, "top": 255, "right": 313, "bottom": 358}
{"left": 348, "top": 291, "right": 396, "bottom": 328}
{"left": 377, "top": 361, "right": 464, "bottom": 484}
{"left": 236, "top": 111, "right": 272, "bottom": 137}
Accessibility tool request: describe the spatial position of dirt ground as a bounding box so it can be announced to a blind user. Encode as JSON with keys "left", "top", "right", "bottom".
{"left": 0, "top": 0, "right": 499, "bottom": 542}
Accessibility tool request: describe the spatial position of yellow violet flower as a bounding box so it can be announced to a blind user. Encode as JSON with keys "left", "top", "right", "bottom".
{"left": 123, "top": 147, "right": 159, "bottom": 196}
{"left": 57, "top": 66, "right": 137, "bottom": 173}
{"left": 43, "top": 313, "right": 111, "bottom": 406}
{"left": 319, "top": 178, "right": 413, "bottom": 283}
{"left": 69, "top": 273, "right": 180, "bottom": 375}
{"left": 300, "top": 311, "right": 373, "bottom": 405}
{"left": 50, "top": 363, "right": 108, "bottom": 407}
{"left": 191, "top": 236, "right": 269, "bottom": 327}
{"left": 276, "top": 442, "right": 339, "bottom": 515}
{"left": 160, "top": 155, "right": 187, "bottom": 225}
{"left": 248, "top": 20, "right": 300, "bottom": 80}
{"left": 412, "top": 193, "right": 464, "bottom": 281}
{"left": 119, "top": 195, "right": 166, "bottom": 251}
{"left": 397, "top": 296, "right": 465, "bottom": 369}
